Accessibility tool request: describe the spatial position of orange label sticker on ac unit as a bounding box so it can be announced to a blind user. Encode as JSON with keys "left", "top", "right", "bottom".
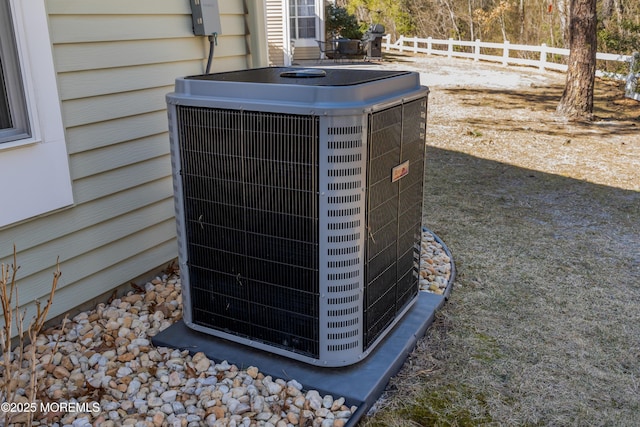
{"left": 391, "top": 161, "right": 410, "bottom": 182}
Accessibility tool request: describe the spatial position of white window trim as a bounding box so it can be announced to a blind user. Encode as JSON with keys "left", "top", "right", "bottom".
{"left": 0, "top": 0, "right": 73, "bottom": 228}
{"left": 288, "top": 0, "right": 323, "bottom": 48}
{"left": 282, "top": 0, "right": 293, "bottom": 65}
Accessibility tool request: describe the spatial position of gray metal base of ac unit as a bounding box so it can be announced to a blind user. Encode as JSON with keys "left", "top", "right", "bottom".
{"left": 152, "top": 291, "right": 445, "bottom": 425}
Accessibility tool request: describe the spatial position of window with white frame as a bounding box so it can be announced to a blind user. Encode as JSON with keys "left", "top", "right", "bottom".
{"left": 289, "top": 0, "right": 317, "bottom": 41}
{"left": 0, "top": 0, "right": 30, "bottom": 144}
{"left": 0, "top": 0, "right": 73, "bottom": 228}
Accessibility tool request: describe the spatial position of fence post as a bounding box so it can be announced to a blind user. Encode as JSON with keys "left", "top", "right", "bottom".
{"left": 474, "top": 39, "right": 480, "bottom": 61}
{"left": 502, "top": 40, "right": 510, "bottom": 65}
{"left": 626, "top": 52, "right": 640, "bottom": 100}
{"left": 448, "top": 38, "right": 453, "bottom": 59}
{"left": 539, "top": 43, "right": 547, "bottom": 71}
{"left": 414, "top": 37, "right": 418, "bottom": 54}
{"left": 383, "top": 34, "right": 390, "bottom": 51}
{"left": 398, "top": 35, "right": 404, "bottom": 53}
{"left": 427, "top": 36, "right": 432, "bottom": 55}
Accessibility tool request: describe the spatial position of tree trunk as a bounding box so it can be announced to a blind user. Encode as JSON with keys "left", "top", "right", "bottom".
{"left": 556, "top": 0, "right": 597, "bottom": 121}
{"left": 519, "top": 0, "right": 525, "bottom": 42}
{"left": 557, "top": 0, "right": 570, "bottom": 47}
{"left": 441, "top": 0, "right": 461, "bottom": 40}
{"left": 601, "top": 0, "right": 614, "bottom": 20}
{"left": 468, "top": 0, "right": 475, "bottom": 41}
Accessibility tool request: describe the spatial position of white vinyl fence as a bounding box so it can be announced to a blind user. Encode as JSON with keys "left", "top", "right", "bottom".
{"left": 626, "top": 52, "right": 640, "bottom": 101}
{"left": 382, "top": 35, "right": 634, "bottom": 81}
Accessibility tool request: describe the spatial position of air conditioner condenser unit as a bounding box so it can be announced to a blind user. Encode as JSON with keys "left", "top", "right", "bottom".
{"left": 166, "top": 67, "right": 429, "bottom": 367}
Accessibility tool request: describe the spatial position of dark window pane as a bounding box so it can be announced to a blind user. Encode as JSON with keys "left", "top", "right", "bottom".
{"left": 0, "top": 0, "right": 30, "bottom": 143}
{"left": 298, "top": 17, "right": 316, "bottom": 39}
{"left": 0, "top": 57, "right": 12, "bottom": 129}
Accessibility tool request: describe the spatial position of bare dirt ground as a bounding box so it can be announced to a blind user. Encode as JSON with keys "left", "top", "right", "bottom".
{"left": 343, "top": 54, "right": 640, "bottom": 425}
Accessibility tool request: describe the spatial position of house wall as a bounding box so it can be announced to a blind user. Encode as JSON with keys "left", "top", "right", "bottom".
{"left": 266, "top": 0, "right": 286, "bottom": 65}
{"left": 0, "top": 0, "right": 266, "bottom": 332}
{"left": 294, "top": 46, "right": 320, "bottom": 61}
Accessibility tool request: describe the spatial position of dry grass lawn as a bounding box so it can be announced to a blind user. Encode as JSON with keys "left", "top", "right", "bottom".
{"left": 363, "top": 56, "right": 640, "bottom": 426}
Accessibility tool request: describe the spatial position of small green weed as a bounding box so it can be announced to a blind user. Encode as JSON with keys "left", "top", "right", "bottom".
{"left": 466, "top": 129, "right": 483, "bottom": 137}
{"left": 400, "top": 386, "right": 493, "bottom": 426}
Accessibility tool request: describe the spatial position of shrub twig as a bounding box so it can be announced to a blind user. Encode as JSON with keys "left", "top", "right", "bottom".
{"left": 0, "top": 248, "right": 61, "bottom": 427}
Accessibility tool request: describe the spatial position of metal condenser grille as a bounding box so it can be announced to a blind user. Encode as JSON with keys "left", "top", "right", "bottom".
{"left": 176, "top": 106, "right": 320, "bottom": 358}
{"left": 364, "top": 97, "right": 427, "bottom": 347}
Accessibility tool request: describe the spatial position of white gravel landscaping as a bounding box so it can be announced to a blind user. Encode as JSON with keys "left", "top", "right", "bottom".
{"left": 2, "top": 270, "right": 361, "bottom": 427}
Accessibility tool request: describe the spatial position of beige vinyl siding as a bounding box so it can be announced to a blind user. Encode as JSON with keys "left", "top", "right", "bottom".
{"left": 0, "top": 0, "right": 253, "bottom": 330}
{"left": 48, "top": 15, "right": 194, "bottom": 43}
{"left": 69, "top": 134, "right": 170, "bottom": 180}
{"left": 65, "top": 111, "right": 169, "bottom": 154}
{"left": 57, "top": 61, "right": 203, "bottom": 100}
{"left": 266, "top": 0, "right": 286, "bottom": 65}
{"left": 9, "top": 201, "right": 175, "bottom": 304}
{"left": 53, "top": 39, "right": 203, "bottom": 72}
{"left": 294, "top": 46, "right": 320, "bottom": 61}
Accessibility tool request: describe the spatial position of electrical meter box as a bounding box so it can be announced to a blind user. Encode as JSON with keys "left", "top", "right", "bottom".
{"left": 190, "top": 0, "right": 222, "bottom": 36}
